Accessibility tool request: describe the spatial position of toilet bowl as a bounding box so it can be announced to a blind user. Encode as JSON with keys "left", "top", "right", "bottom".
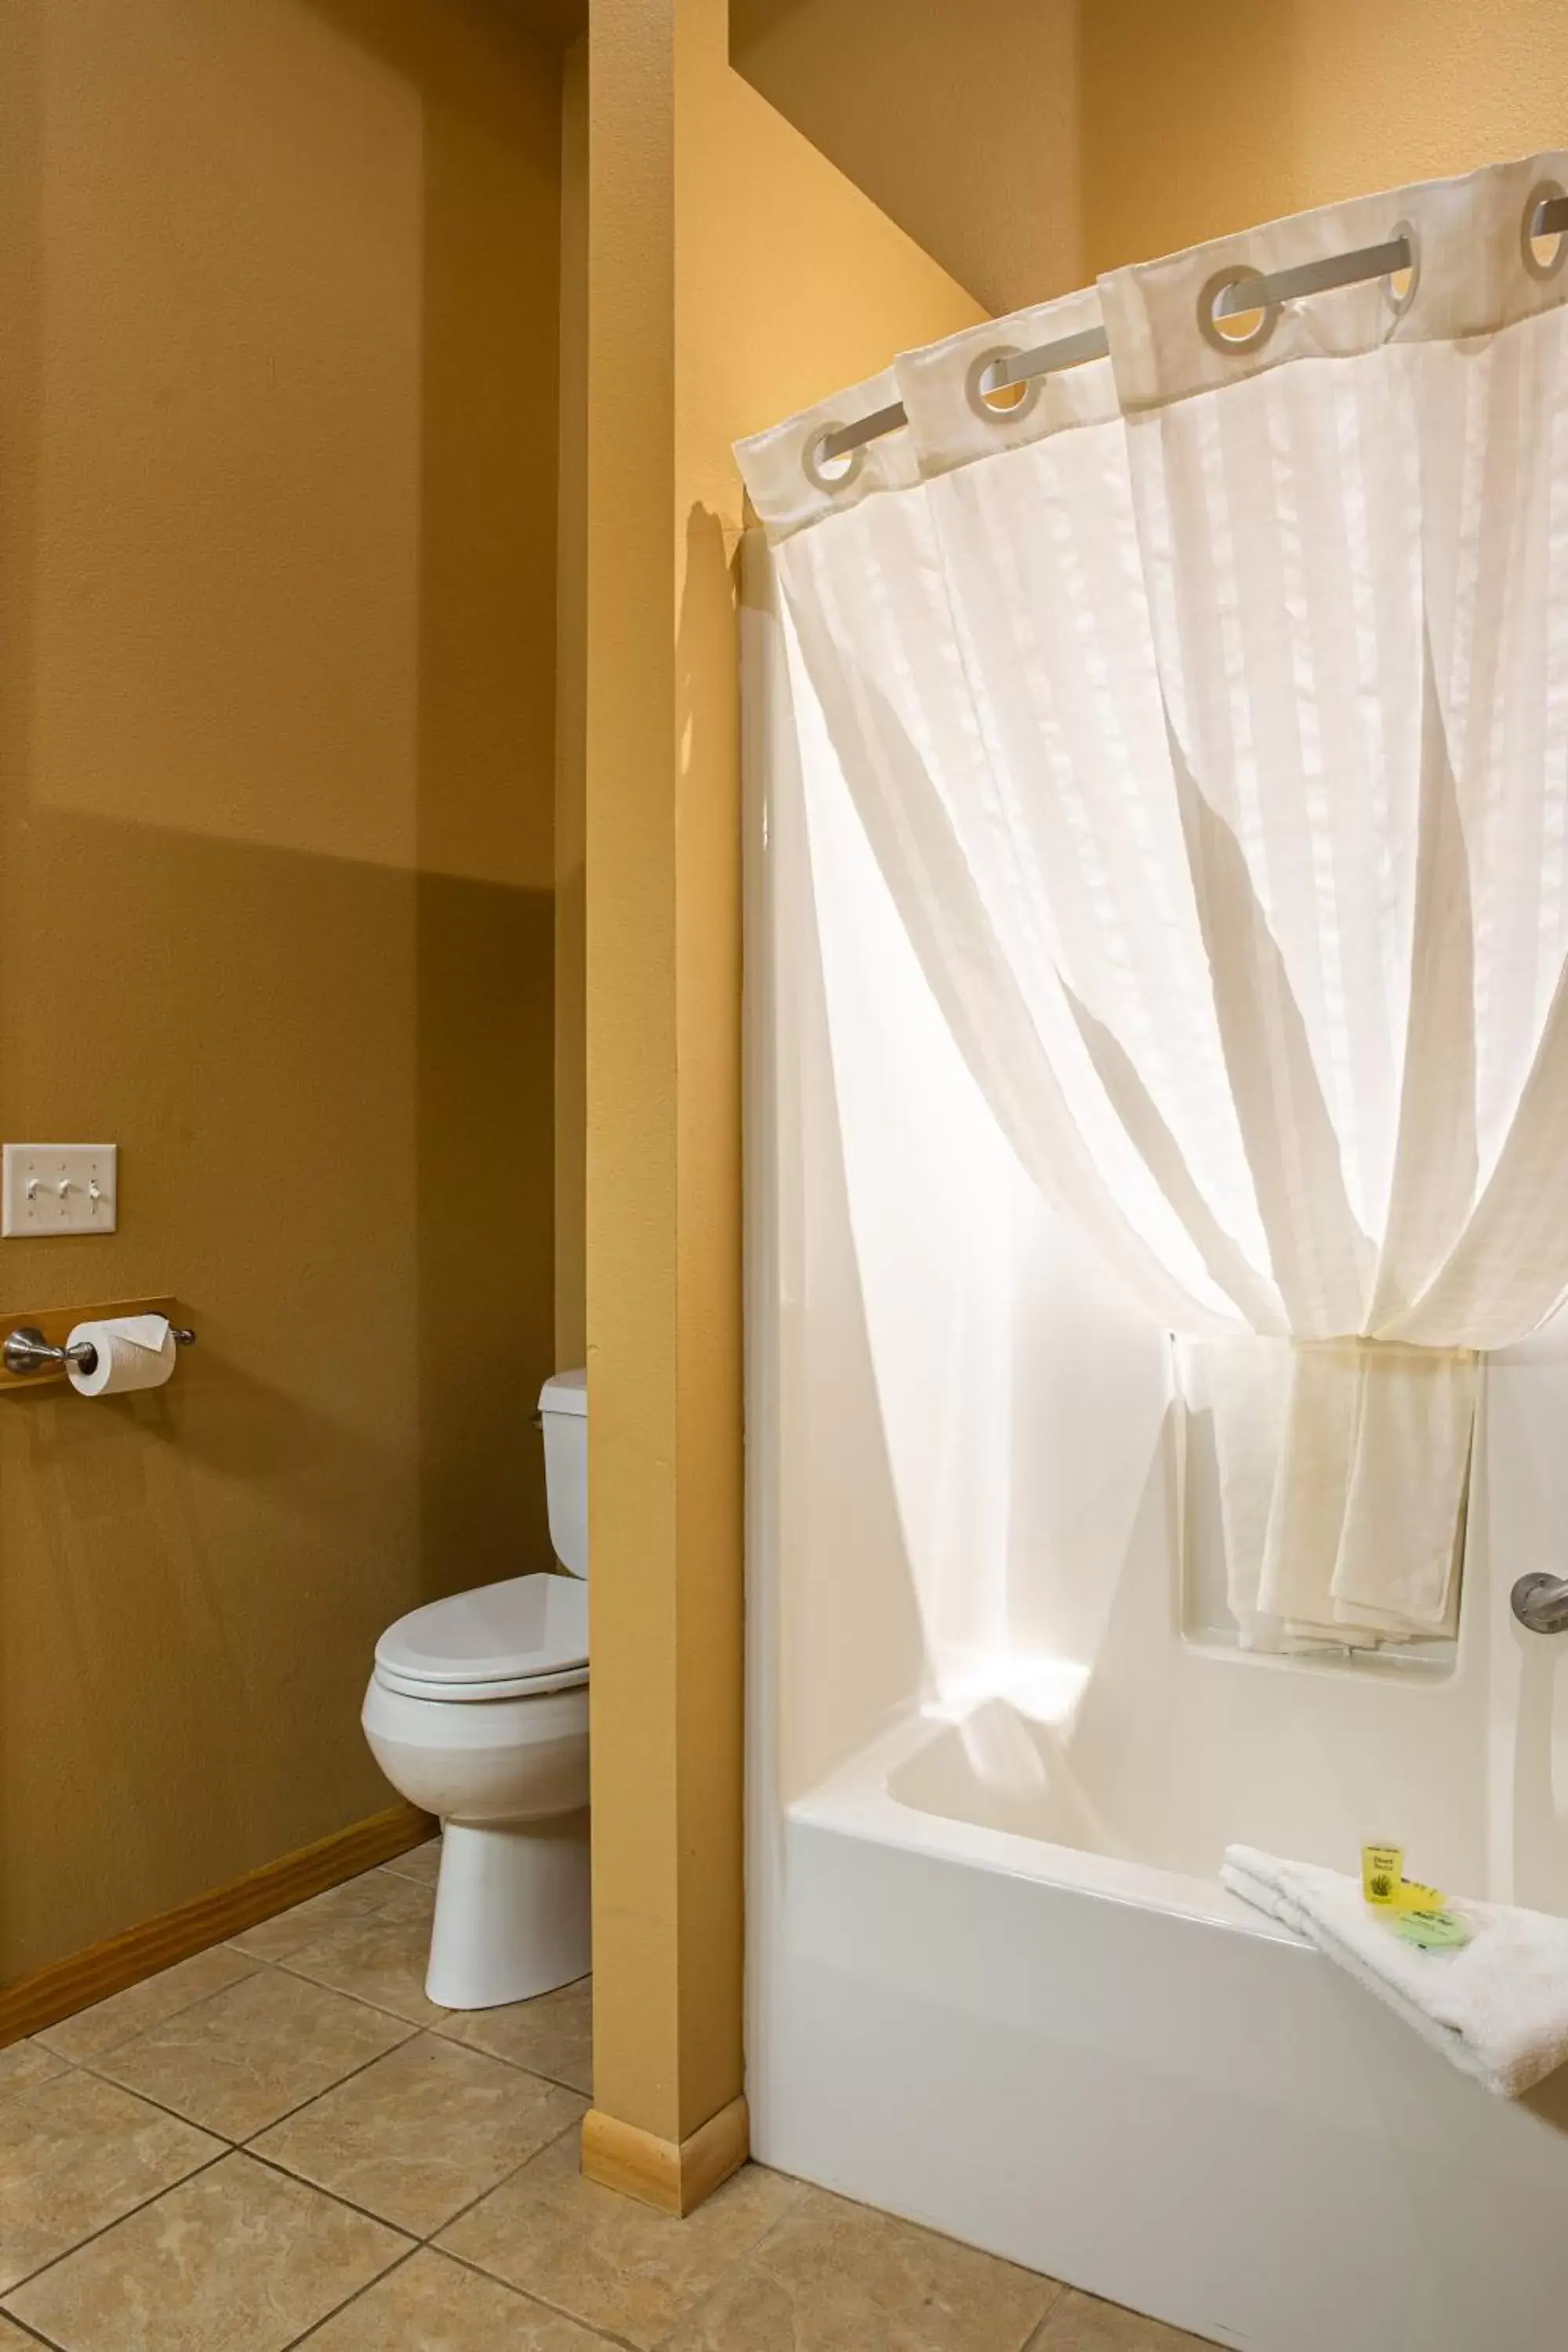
{"left": 362, "top": 1370, "right": 590, "bottom": 2009}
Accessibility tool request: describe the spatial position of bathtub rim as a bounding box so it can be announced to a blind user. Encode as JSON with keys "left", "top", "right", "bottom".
{"left": 793, "top": 1707, "right": 1308, "bottom": 1948}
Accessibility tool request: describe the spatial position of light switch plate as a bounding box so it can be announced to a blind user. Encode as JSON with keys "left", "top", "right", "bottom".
{"left": 2, "top": 1144, "right": 118, "bottom": 1236}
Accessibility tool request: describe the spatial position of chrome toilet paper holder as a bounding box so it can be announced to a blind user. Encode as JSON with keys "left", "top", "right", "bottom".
{"left": 3, "top": 1320, "right": 196, "bottom": 1377}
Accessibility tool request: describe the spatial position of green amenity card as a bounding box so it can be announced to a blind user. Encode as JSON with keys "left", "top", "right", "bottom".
{"left": 1393, "top": 1907, "right": 1474, "bottom": 1951}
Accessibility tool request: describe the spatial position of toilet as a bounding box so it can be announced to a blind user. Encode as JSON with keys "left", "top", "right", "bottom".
{"left": 361, "top": 1369, "right": 590, "bottom": 2009}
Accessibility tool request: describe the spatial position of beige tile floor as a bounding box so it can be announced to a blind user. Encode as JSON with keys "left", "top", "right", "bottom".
{"left": 0, "top": 1840, "right": 1214, "bottom": 2351}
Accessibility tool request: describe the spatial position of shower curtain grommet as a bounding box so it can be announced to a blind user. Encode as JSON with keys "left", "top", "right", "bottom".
{"left": 1522, "top": 178, "right": 1568, "bottom": 278}
{"left": 1196, "top": 263, "right": 1279, "bottom": 354}
{"left": 800, "top": 423, "right": 864, "bottom": 493}
{"left": 964, "top": 346, "right": 1042, "bottom": 424}
{"left": 1382, "top": 219, "right": 1421, "bottom": 316}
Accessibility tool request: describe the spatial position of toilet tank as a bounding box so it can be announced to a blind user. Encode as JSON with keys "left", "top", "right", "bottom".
{"left": 539, "top": 1368, "right": 588, "bottom": 1578}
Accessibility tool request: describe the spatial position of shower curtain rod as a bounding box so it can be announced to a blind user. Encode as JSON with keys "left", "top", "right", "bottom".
{"left": 820, "top": 194, "right": 1568, "bottom": 464}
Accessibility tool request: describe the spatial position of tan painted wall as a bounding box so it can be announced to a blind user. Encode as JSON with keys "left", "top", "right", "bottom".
{"left": 586, "top": 0, "right": 982, "bottom": 2154}
{"left": 1081, "top": 0, "right": 1568, "bottom": 275}
{"left": 0, "top": 0, "right": 561, "bottom": 1980}
{"left": 731, "top": 0, "right": 1081, "bottom": 313}
{"left": 735, "top": 0, "right": 1568, "bottom": 310}
{"left": 555, "top": 37, "right": 588, "bottom": 1369}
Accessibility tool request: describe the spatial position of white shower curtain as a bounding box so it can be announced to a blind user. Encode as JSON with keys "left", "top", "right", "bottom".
{"left": 737, "top": 153, "right": 1568, "bottom": 1650}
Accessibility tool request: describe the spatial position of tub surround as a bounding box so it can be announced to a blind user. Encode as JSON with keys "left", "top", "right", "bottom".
{"left": 760, "top": 1786, "right": 1568, "bottom": 2352}
{"left": 745, "top": 542, "right": 1568, "bottom": 2349}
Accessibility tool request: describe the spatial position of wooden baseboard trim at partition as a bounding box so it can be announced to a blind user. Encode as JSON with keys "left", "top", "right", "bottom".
{"left": 580, "top": 2093, "right": 750, "bottom": 2216}
{"left": 0, "top": 1800, "right": 434, "bottom": 2050}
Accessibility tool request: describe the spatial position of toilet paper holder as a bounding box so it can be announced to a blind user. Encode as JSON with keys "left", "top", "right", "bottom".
{"left": 3, "top": 1313, "right": 195, "bottom": 1379}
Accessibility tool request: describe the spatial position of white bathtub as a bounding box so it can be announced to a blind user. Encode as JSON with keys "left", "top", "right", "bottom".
{"left": 742, "top": 553, "right": 1568, "bottom": 2351}
{"left": 752, "top": 1696, "right": 1568, "bottom": 2351}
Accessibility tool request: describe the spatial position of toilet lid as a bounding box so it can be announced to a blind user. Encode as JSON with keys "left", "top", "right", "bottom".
{"left": 375, "top": 1573, "right": 588, "bottom": 1696}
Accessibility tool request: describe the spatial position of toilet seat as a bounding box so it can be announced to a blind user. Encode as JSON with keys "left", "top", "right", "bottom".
{"left": 374, "top": 1573, "right": 588, "bottom": 1703}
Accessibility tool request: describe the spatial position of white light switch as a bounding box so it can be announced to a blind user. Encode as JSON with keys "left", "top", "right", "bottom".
{"left": 2, "top": 1144, "right": 118, "bottom": 1236}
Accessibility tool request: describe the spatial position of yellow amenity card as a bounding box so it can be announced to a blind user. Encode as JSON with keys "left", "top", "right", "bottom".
{"left": 1361, "top": 1844, "right": 1450, "bottom": 1917}
{"left": 1361, "top": 1844, "right": 1403, "bottom": 1906}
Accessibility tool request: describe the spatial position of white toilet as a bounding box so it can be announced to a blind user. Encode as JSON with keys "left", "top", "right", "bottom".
{"left": 361, "top": 1369, "right": 590, "bottom": 2009}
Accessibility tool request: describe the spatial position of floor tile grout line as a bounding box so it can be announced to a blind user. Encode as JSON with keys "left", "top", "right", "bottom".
{"left": 631, "top": 2168, "right": 1066, "bottom": 2352}
{"left": 245, "top": 1922, "right": 595, "bottom": 2086}
{"left": 64, "top": 2057, "right": 239, "bottom": 2142}
{"left": 282, "top": 2242, "right": 630, "bottom": 2352}
{"left": 34, "top": 1875, "right": 586, "bottom": 2107}
{"left": 1027, "top": 2273, "right": 1074, "bottom": 2343}
{"left": 201, "top": 2145, "right": 419, "bottom": 2257}
{"left": 2, "top": 2147, "right": 421, "bottom": 2337}
{"left": 223, "top": 1871, "right": 429, "bottom": 1964}
{"left": 228, "top": 2019, "right": 433, "bottom": 2146}
{"left": 0, "top": 2304, "right": 69, "bottom": 2350}
{"left": 694, "top": 2161, "right": 818, "bottom": 2296}
{"left": 54, "top": 1994, "right": 579, "bottom": 2241}
{"left": 626, "top": 2171, "right": 814, "bottom": 2352}
{"left": 0, "top": 2144, "right": 233, "bottom": 2307}
{"left": 424, "top": 2016, "right": 593, "bottom": 2098}
{"left": 235, "top": 2029, "right": 582, "bottom": 2169}
{"left": 237, "top": 2072, "right": 586, "bottom": 2243}
{"left": 240, "top": 2136, "right": 468, "bottom": 2244}
{"left": 34, "top": 1950, "right": 268, "bottom": 2071}
{"left": 76, "top": 2011, "right": 417, "bottom": 2147}
{"left": 644, "top": 2259, "right": 736, "bottom": 2351}
{"left": 267, "top": 1947, "right": 451, "bottom": 2034}
{"left": 42, "top": 1876, "right": 422, "bottom": 2071}
{"left": 427, "top": 2238, "right": 647, "bottom": 2352}
{"left": 432, "top": 2119, "right": 784, "bottom": 2352}
{"left": 745, "top": 2166, "right": 1065, "bottom": 2299}
{"left": 28, "top": 1854, "right": 422, "bottom": 2067}
{"left": 278, "top": 2241, "right": 426, "bottom": 2350}
{"left": 408, "top": 2101, "right": 591, "bottom": 2245}
{"left": 372, "top": 1849, "right": 441, "bottom": 1888}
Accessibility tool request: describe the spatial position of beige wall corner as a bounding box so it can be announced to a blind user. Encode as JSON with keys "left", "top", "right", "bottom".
{"left": 584, "top": 0, "right": 982, "bottom": 2204}
{"left": 555, "top": 30, "right": 589, "bottom": 1369}
{"left": 730, "top": 0, "right": 1082, "bottom": 313}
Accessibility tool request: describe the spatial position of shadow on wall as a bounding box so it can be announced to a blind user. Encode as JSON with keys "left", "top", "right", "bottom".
{"left": 730, "top": 0, "right": 1289, "bottom": 310}
{"left": 735, "top": 0, "right": 1565, "bottom": 311}
{"left": 0, "top": 0, "right": 560, "bottom": 1980}
{"left": 1076, "top": 0, "right": 1301, "bottom": 276}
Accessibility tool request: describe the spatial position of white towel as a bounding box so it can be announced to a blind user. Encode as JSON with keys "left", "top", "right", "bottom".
{"left": 1198, "top": 1340, "right": 1475, "bottom": 1648}
{"left": 1221, "top": 1843, "right": 1568, "bottom": 2097}
{"left": 1199, "top": 1338, "right": 1291, "bottom": 1650}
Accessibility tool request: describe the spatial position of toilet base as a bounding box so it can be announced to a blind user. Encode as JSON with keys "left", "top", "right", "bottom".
{"left": 426, "top": 1811, "right": 592, "bottom": 2009}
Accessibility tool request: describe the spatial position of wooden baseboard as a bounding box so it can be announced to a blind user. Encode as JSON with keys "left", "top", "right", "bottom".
{"left": 580, "top": 2093, "right": 750, "bottom": 2216}
{"left": 0, "top": 1800, "right": 434, "bottom": 2049}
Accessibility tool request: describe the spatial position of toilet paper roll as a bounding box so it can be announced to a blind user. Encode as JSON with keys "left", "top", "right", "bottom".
{"left": 67, "top": 1314, "right": 177, "bottom": 1398}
